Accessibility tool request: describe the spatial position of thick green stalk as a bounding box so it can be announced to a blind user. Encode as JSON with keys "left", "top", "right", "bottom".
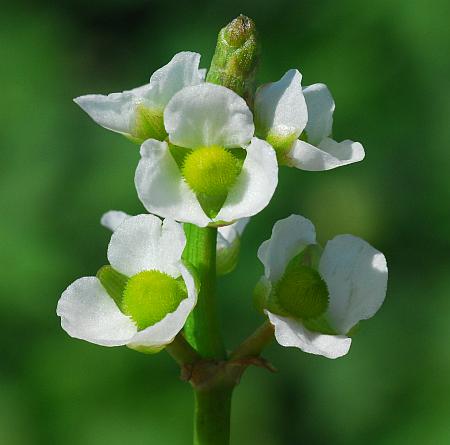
{"left": 183, "top": 224, "right": 226, "bottom": 359}
{"left": 181, "top": 15, "right": 261, "bottom": 445}
{"left": 194, "top": 385, "right": 234, "bottom": 445}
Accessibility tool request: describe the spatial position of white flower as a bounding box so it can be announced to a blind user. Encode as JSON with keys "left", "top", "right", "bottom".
{"left": 135, "top": 83, "right": 278, "bottom": 227}
{"left": 101, "top": 210, "right": 250, "bottom": 275}
{"left": 57, "top": 214, "right": 198, "bottom": 352}
{"left": 256, "top": 214, "right": 387, "bottom": 359}
{"left": 254, "top": 70, "right": 365, "bottom": 170}
{"left": 74, "top": 52, "right": 204, "bottom": 143}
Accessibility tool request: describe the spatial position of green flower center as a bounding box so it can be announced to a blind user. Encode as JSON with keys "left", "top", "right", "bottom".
{"left": 275, "top": 265, "right": 329, "bottom": 320}
{"left": 122, "top": 270, "right": 187, "bottom": 330}
{"left": 182, "top": 145, "right": 240, "bottom": 196}
{"left": 181, "top": 145, "right": 241, "bottom": 217}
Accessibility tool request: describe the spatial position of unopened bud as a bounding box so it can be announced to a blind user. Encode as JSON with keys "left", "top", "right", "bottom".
{"left": 206, "top": 15, "right": 260, "bottom": 105}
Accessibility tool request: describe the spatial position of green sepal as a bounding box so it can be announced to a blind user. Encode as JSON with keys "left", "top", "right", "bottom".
{"left": 298, "top": 131, "right": 308, "bottom": 142}
{"left": 285, "top": 244, "right": 324, "bottom": 273}
{"left": 96, "top": 265, "right": 128, "bottom": 309}
{"left": 127, "top": 344, "right": 166, "bottom": 355}
{"left": 346, "top": 322, "right": 361, "bottom": 337}
{"left": 253, "top": 276, "right": 272, "bottom": 315}
{"left": 206, "top": 15, "right": 260, "bottom": 105}
{"left": 124, "top": 105, "right": 167, "bottom": 144}
{"left": 196, "top": 193, "right": 228, "bottom": 219}
{"left": 265, "top": 132, "right": 299, "bottom": 164}
{"left": 169, "top": 143, "right": 193, "bottom": 169}
{"left": 303, "top": 315, "right": 338, "bottom": 336}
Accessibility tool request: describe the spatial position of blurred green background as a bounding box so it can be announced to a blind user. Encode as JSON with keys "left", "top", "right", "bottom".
{"left": 1, "top": 0, "right": 449, "bottom": 443}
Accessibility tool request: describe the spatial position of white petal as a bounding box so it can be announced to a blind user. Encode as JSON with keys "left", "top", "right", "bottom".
{"left": 74, "top": 92, "right": 135, "bottom": 134}
{"left": 145, "top": 51, "right": 203, "bottom": 110}
{"left": 57, "top": 277, "right": 137, "bottom": 347}
{"left": 73, "top": 52, "right": 202, "bottom": 136}
{"left": 217, "top": 217, "right": 250, "bottom": 246}
{"left": 135, "top": 139, "right": 211, "bottom": 227}
{"left": 198, "top": 68, "right": 207, "bottom": 81}
{"left": 216, "top": 218, "right": 250, "bottom": 275}
{"left": 215, "top": 138, "right": 278, "bottom": 223}
{"left": 107, "top": 214, "right": 186, "bottom": 277}
{"left": 303, "top": 83, "right": 335, "bottom": 145}
{"left": 164, "top": 83, "right": 254, "bottom": 149}
{"left": 100, "top": 210, "right": 131, "bottom": 232}
{"left": 287, "top": 138, "right": 365, "bottom": 171}
{"left": 320, "top": 235, "right": 388, "bottom": 334}
{"left": 127, "top": 262, "right": 198, "bottom": 348}
{"left": 267, "top": 311, "right": 351, "bottom": 359}
{"left": 257, "top": 214, "right": 316, "bottom": 282}
{"left": 254, "top": 69, "right": 307, "bottom": 142}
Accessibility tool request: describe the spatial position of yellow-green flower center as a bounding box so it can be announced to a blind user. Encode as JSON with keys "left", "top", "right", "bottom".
{"left": 181, "top": 145, "right": 240, "bottom": 217}
{"left": 182, "top": 145, "right": 240, "bottom": 196}
{"left": 122, "top": 270, "right": 187, "bottom": 330}
{"left": 275, "top": 265, "right": 329, "bottom": 320}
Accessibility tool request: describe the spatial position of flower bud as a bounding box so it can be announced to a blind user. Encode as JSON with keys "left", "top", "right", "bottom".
{"left": 206, "top": 15, "right": 260, "bottom": 105}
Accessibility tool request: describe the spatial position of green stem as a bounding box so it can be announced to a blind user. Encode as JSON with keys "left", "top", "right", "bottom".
{"left": 194, "top": 385, "right": 234, "bottom": 445}
{"left": 183, "top": 223, "right": 226, "bottom": 359}
{"left": 230, "top": 321, "right": 274, "bottom": 360}
{"left": 166, "top": 334, "right": 200, "bottom": 366}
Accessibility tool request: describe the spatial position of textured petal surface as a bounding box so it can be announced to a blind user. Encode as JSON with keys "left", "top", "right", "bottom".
{"left": 216, "top": 138, "right": 278, "bottom": 223}
{"left": 107, "top": 214, "right": 186, "bottom": 277}
{"left": 257, "top": 214, "right": 316, "bottom": 282}
{"left": 57, "top": 277, "right": 137, "bottom": 347}
{"left": 287, "top": 138, "right": 365, "bottom": 171}
{"left": 254, "top": 69, "right": 307, "bottom": 141}
{"left": 74, "top": 92, "right": 135, "bottom": 134}
{"left": 128, "top": 262, "right": 198, "bottom": 348}
{"left": 145, "top": 51, "right": 203, "bottom": 109}
{"left": 303, "top": 83, "right": 335, "bottom": 145}
{"left": 267, "top": 311, "right": 351, "bottom": 359}
{"left": 135, "top": 139, "right": 211, "bottom": 227}
{"left": 320, "top": 235, "right": 388, "bottom": 334}
{"left": 100, "top": 210, "right": 131, "bottom": 232}
{"left": 164, "top": 83, "right": 254, "bottom": 149}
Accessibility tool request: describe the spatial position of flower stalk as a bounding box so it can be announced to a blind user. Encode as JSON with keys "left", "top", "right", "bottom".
{"left": 194, "top": 385, "right": 234, "bottom": 445}
{"left": 183, "top": 224, "right": 226, "bottom": 359}
{"left": 230, "top": 321, "right": 274, "bottom": 361}
{"left": 181, "top": 16, "right": 262, "bottom": 444}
